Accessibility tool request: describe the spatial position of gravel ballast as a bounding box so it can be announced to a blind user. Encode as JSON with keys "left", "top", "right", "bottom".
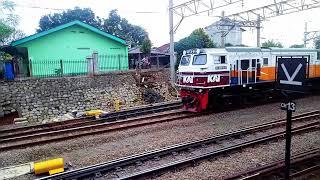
{"left": 155, "top": 131, "right": 319, "bottom": 180}
{"left": 0, "top": 96, "right": 319, "bottom": 179}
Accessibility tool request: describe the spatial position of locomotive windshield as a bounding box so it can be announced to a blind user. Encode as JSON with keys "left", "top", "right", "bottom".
{"left": 192, "top": 54, "right": 207, "bottom": 65}
{"left": 180, "top": 55, "right": 191, "bottom": 66}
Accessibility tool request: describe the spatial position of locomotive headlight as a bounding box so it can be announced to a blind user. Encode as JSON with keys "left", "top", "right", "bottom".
{"left": 183, "top": 50, "right": 186, "bottom": 55}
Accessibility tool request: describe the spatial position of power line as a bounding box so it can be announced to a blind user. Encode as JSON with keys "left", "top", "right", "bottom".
{"left": 14, "top": 4, "right": 163, "bottom": 14}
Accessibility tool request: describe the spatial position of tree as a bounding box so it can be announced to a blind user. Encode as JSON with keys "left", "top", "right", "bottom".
{"left": 315, "top": 37, "right": 320, "bottom": 49}
{"left": 3, "top": 29, "right": 25, "bottom": 44}
{"left": 103, "top": 10, "right": 148, "bottom": 47}
{"left": 262, "top": 40, "right": 283, "bottom": 48}
{"left": 314, "top": 37, "right": 320, "bottom": 58}
{"left": 37, "top": 8, "right": 148, "bottom": 47}
{"left": 0, "top": 0, "right": 18, "bottom": 45}
{"left": 140, "top": 36, "right": 152, "bottom": 55}
{"left": 225, "top": 43, "right": 233, "bottom": 47}
{"left": 175, "top": 28, "right": 216, "bottom": 58}
{"left": 0, "top": 22, "right": 13, "bottom": 44}
{"left": 290, "top": 44, "right": 304, "bottom": 48}
{"left": 37, "top": 7, "right": 102, "bottom": 32}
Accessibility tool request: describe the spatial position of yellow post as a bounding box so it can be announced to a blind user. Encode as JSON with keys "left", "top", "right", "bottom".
{"left": 114, "top": 99, "right": 121, "bottom": 112}
{"left": 33, "top": 158, "right": 64, "bottom": 175}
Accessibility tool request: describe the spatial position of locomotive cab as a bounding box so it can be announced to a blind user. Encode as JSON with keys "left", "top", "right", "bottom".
{"left": 176, "top": 49, "right": 231, "bottom": 112}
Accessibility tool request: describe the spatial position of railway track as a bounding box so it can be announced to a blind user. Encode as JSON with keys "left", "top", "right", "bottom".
{"left": 226, "top": 148, "right": 319, "bottom": 180}
{"left": 38, "top": 110, "right": 319, "bottom": 180}
{"left": 0, "top": 110, "right": 192, "bottom": 151}
{"left": 0, "top": 101, "right": 185, "bottom": 151}
{"left": 0, "top": 100, "right": 182, "bottom": 136}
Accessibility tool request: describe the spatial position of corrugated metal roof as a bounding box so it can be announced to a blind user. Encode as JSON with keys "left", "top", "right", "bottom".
{"left": 129, "top": 47, "right": 168, "bottom": 55}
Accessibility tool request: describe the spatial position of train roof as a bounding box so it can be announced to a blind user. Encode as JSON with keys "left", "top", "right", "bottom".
{"left": 190, "top": 47, "right": 318, "bottom": 54}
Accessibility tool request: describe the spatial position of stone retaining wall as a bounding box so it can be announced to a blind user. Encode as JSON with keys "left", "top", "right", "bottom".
{"left": 0, "top": 69, "right": 176, "bottom": 124}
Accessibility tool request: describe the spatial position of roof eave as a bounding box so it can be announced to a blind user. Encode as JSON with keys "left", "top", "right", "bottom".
{"left": 11, "top": 20, "right": 126, "bottom": 46}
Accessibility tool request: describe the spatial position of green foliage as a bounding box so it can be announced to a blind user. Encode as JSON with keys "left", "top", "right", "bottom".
{"left": 262, "top": 40, "right": 283, "bottom": 48}
{"left": 315, "top": 38, "right": 320, "bottom": 49}
{"left": 225, "top": 43, "right": 233, "bottom": 47}
{"left": 0, "top": 22, "right": 14, "bottom": 43}
{"left": 140, "top": 36, "right": 152, "bottom": 54}
{"left": 0, "top": 0, "right": 15, "bottom": 11}
{"left": 37, "top": 7, "right": 102, "bottom": 32}
{"left": 0, "top": 52, "right": 13, "bottom": 61}
{"left": 103, "top": 10, "right": 148, "bottom": 47}
{"left": 315, "top": 37, "right": 320, "bottom": 59}
{"left": 290, "top": 44, "right": 304, "bottom": 48}
{"left": 37, "top": 8, "right": 148, "bottom": 47}
{"left": 3, "top": 29, "right": 25, "bottom": 44}
{"left": 175, "top": 28, "right": 216, "bottom": 59}
{"left": 0, "top": 0, "right": 19, "bottom": 45}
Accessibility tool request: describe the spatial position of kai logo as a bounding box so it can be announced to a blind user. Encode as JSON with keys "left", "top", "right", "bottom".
{"left": 207, "top": 74, "right": 220, "bottom": 83}
{"left": 183, "top": 76, "right": 193, "bottom": 83}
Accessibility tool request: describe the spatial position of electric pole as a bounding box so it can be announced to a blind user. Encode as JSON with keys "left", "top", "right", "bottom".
{"left": 169, "top": 0, "right": 175, "bottom": 84}
{"left": 303, "top": 22, "right": 320, "bottom": 48}
{"left": 304, "top": 22, "right": 307, "bottom": 47}
{"left": 221, "top": 11, "right": 225, "bottom": 48}
{"left": 257, "top": 14, "right": 261, "bottom": 47}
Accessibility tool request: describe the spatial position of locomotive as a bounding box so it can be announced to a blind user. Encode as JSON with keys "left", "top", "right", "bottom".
{"left": 175, "top": 47, "right": 319, "bottom": 112}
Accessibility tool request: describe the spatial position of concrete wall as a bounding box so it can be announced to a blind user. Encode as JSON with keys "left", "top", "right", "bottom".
{"left": 0, "top": 69, "right": 176, "bottom": 124}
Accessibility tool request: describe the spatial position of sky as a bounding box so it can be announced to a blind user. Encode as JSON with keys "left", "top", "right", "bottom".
{"left": 8, "top": 0, "right": 320, "bottom": 48}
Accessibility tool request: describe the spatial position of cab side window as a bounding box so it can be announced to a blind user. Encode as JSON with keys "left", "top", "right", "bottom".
{"left": 263, "top": 58, "right": 268, "bottom": 66}
{"left": 213, "top": 56, "right": 226, "bottom": 64}
{"left": 220, "top": 56, "right": 226, "bottom": 64}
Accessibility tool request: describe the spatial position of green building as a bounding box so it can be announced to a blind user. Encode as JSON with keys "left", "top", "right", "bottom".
{"left": 11, "top": 20, "right": 128, "bottom": 77}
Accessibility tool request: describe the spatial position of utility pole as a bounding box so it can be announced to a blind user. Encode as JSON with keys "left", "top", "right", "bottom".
{"left": 257, "top": 14, "right": 261, "bottom": 47}
{"left": 304, "top": 22, "right": 307, "bottom": 47}
{"left": 169, "top": 0, "right": 175, "bottom": 84}
{"left": 221, "top": 11, "right": 225, "bottom": 48}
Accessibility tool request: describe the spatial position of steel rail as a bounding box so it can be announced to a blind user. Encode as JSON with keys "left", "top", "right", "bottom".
{"left": 0, "top": 107, "right": 184, "bottom": 141}
{"left": 37, "top": 114, "right": 319, "bottom": 180}
{"left": 290, "top": 165, "right": 320, "bottom": 178}
{"left": 0, "top": 111, "right": 193, "bottom": 151}
{"left": 0, "top": 101, "right": 182, "bottom": 138}
{"left": 118, "top": 122, "right": 319, "bottom": 180}
{"left": 226, "top": 149, "right": 320, "bottom": 180}
{"left": 1, "top": 110, "right": 317, "bottom": 151}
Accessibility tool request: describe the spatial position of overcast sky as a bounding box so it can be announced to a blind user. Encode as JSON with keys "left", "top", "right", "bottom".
{"left": 9, "top": 0, "right": 320, "bottom": 47}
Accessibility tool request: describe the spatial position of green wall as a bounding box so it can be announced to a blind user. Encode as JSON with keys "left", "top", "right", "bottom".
{"left": 17, "top": 25, "right": 128, "bottom": 76}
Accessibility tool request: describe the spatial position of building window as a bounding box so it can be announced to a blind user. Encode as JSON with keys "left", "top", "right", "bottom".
{"left": 263, "top": 58, "right": 268, "bottom": 66}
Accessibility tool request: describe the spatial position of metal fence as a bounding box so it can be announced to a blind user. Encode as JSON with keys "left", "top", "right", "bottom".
{"left": 98, "top": 54, "right": 128, "bottom": 72}
{"left": 28, "top": 54, "right": 129, "bottom": 78}
{"left": 30, "top": 59, "right": 88, "bottom": 77}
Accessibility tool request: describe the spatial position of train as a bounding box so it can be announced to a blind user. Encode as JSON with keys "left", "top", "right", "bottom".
{"left": 175, "top": 47, "right": 320, "bottom": 112}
